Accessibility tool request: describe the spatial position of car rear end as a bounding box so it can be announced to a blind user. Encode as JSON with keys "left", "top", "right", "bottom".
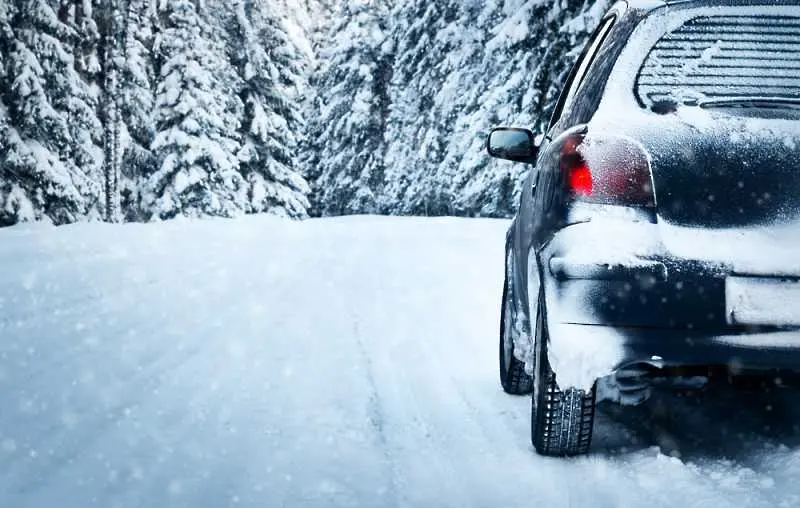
{"left": 537, "top": 0, "right": 800, "bottom": 395}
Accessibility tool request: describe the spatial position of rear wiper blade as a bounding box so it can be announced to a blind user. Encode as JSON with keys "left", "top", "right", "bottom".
{"left": 699, "top": 97, "right": 800, "bottom": 110}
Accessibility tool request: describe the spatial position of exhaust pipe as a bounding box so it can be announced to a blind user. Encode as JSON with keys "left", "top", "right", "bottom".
{"left": 596, "top": 359, "right": 709, "bottom": 406}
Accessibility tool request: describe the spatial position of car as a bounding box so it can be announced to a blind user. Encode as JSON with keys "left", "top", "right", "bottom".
{"left": 488, "top": 0, "right": 800, "bottom": 456}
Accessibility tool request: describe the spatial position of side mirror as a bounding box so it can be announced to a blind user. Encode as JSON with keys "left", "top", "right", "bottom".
{"left": 487, "top": 127, "right": 539, "bottom": 162}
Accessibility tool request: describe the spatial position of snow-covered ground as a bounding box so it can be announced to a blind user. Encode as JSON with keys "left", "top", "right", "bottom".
{"left": 2, "top": 216, "right": 800, "bottom": 507}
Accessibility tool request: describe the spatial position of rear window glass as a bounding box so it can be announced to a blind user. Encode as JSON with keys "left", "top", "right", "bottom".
{"left": 634, "top": 15, "right": 800, "bottom": 106}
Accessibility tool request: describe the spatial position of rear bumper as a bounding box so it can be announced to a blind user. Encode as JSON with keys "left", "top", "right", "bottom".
{"left": 536, "top": 218, "right": 800, "bottom": 389}
{"left": 545, "top": 255, "right": 730, "bottom": 330}
{"left": 544, "top": 321, "right": 800, "bottom": 393}
{"left": 557, "top": 322, "right": 800, "bottom": 373}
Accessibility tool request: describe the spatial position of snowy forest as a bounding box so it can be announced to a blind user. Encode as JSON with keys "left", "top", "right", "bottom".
{"left": 0, "top": 0, "right": 609, "bottom": 227}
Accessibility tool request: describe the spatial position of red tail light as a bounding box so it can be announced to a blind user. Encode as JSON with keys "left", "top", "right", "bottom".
{"left": 567, "top": 164, "right": 593, "bottom": 196}
{"left": 557, "top": 130, "right": 654, "bottom": 207}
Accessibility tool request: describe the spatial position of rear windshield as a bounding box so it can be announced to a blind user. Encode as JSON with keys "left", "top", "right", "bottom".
{"left": 635, "top": 15, "right": 800, "bottom": 107}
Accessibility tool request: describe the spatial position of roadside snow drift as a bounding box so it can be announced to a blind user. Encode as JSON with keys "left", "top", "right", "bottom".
{"left": 2, "top": 216, "right": 800, "bottom": 507}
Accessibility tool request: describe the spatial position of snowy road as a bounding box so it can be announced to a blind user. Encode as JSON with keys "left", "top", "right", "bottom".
{"left": 2, "top": 216, "right": 800, "bottom": 507}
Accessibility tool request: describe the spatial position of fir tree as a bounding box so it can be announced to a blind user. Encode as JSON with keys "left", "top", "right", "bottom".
{"left": 117, "top": 0, "right": 157, "bottom": 221}
{"left": 0, "top": 0, "right": 102, "bottom": 226}
{"left": 307, "top": 0, "right": 393, "bottom": 216}
{"left": 145, "top": 0, "right": 246, "bottom": 219}
{"left": 382, "top": 0, "right": 462, "bottom": 216}
{"left": 230, "top": 0, "right": 310, "bottom": 218}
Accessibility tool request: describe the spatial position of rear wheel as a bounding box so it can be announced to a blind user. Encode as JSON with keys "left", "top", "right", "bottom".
{"left": 499, "top": 272, "right": 532, "bottom": 395}
{"left": 530, "top": 292, "right": 595, "bottom": 456}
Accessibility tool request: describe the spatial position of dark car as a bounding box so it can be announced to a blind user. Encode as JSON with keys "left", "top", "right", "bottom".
{"left": 489, "top": 0, "right": 800, "bottom": 456}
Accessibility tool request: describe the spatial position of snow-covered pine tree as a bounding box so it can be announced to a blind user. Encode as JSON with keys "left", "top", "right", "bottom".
{"left": 228, "top": 0, "right": 310, "bottom": 218}
{"left": 416, "top": 1, "right": 507, "bottom": 217}
{"left": 285, "top": 0, "right": 334, "bottom": 41}
{"left": 145, "top": 0, "right": 246, "bottom": 220}
{"left": 382, "top": 0, "right": 465, "bottom": 216}
{"left": 0, "top": 1, "right": 23, "bottom": 225}
{"left": 62, "top": 0, "right": 105, "bottom": 216}
{"left": 70, "top": 0, "right": 102, "bottom": 81}
{"left": 418, "top": 0, "right": 538, "bottom": 218}
{"left": 117, "top": 0, "right": 156, "bottom": 221}
{"left": 306, "top": 0, "right": 393, "bottom": 216}
{"left": 0, "top": 0, "right": 103, "bottom": 225}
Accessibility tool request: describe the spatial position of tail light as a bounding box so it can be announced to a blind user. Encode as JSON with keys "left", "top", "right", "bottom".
{"left": 555, "top": 128, "right": 655, "bottom": 208}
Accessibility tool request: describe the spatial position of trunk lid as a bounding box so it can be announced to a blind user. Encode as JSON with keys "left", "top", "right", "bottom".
{"left": 646, "top": 110, "right": 800, "bottom": 229}
{"left": 635, "top": 110, "right": 800, "bottom": 275}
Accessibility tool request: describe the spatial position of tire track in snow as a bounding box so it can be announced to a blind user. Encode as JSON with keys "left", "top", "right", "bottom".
{"left": 351, "top": 317, "right": 399, "bottom": 508}
{"left": 346, "top": 232, "right": 562, "bottom": 508}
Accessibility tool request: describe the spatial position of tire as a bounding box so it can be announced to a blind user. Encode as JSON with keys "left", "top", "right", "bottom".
{"left": 500, "top": 274, "right": 533, "bottom": 395}
{"left": 530, "top": 291, "right": 595, "bottom": 456}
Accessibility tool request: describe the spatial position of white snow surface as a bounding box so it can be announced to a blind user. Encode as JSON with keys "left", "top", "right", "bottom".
{"left": 3, "top": 216, "right": 800, "bottom": 507}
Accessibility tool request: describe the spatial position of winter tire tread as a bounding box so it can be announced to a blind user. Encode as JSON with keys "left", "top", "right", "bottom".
{"left": 530, "top": 292, "right": 595, "bottom": 456}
